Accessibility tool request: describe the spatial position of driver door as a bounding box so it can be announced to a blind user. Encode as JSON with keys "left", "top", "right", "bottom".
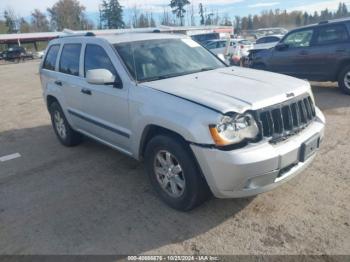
{"left": 268, "top": 28, "right": 315, "bottom": 78}
{"left": 78, "top": 43, "right": 131, "bottom": 152}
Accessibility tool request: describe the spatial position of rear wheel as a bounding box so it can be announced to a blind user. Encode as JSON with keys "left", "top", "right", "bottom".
{"left": 144, "top": 135, "right": 211, "bottom": 211}
{"left": 49, "top": 102, "right": 82, "bottom": 146}
{"left": 338, "top": 65, "right": 350, "bottom": 95}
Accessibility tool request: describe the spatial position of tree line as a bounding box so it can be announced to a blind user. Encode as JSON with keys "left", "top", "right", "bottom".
{"left": 0, "top": 0, "right": 349, "bottom": 34}
{"left": 235, "top": 2, "right": 349, "bottom": 32}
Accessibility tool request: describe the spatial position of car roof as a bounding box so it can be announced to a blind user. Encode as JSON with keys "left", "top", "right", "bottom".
{"left": 101, "top": 33, "right": 185, "bottom": 44}
{"left": 51, "top": 33, "right": 186, "bottom": 45}
{"left": 290, "top": 17, "right": 350, "bottom": 31}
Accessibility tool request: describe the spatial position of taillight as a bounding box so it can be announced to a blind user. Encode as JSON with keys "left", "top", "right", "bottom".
{"left": 241, "top": 45, "right": 244, "bottom": 49}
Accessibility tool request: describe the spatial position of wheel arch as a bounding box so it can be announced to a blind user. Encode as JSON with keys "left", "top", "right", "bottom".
{"left": 138, "top": 124, "right": 189, "bottom": 160}
{"left": 336, "top": 59, "right": 350, "bottom": 80}
{"left": 139, "top": 124, "right": 212, "bottom": 193}
{"left": 46, "top": 95, "right": 60, "bottom": 110}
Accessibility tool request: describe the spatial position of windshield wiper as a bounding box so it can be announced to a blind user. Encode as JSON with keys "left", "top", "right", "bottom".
{"left": 199, "top": 67, "right": 216, "bottom": 72}
{"left": 140, "top": 68, "right": 217, "bottom": 83}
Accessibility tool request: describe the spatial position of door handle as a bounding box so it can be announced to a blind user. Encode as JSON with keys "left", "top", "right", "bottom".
{"left": 299, "top": 50, "right": 308, "bottom": 55}
{"left": 54, "top": 80, "right": 62, "bottom": 86}
{"left": 81, "top": 88, "right": 92, "bottom": 95}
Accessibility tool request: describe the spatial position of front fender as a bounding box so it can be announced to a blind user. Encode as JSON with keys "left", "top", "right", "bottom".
{"left": 129, "top": 86, "right": 221, "bottom": 159}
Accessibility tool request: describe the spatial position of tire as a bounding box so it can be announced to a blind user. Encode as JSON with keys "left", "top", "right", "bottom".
{"left": 144, "top": 135, "right": 211, "bottom": 211}
{"left": 49, "top": 102, "right": 82, "bottom": 147}
{"left": 338, "top": 65, "right": 350, "bottom": 95}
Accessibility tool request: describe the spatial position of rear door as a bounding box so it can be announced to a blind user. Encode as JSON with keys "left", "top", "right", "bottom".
{"left": 268, "top": 28, "right": 315, "bottom": 78}
{"left": 57, "top": 43, "right": 86, "bottom": 130}
{"left": 309, "top": 23, "right": 350, "bottom": 80}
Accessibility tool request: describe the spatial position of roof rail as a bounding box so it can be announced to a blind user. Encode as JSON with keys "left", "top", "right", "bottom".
{"left": 59, "top": 29, "right": 95, "bottom": 38}
{"left": 319, "top": 20, "right": 329, "bottom": 25}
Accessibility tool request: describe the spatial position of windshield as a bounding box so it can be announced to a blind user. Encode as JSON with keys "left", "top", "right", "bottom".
{"left": 114, "top": 38, "right": 226, "bottom": 82}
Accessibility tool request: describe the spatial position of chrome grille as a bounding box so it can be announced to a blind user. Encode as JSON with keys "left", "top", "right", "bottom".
{"left": 256, "top": 94, "right": 316, "bottom": 143}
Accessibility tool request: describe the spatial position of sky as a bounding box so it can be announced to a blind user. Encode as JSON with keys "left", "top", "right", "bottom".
{"left": 0, "top": 0, "right": 349, "bottom": 23}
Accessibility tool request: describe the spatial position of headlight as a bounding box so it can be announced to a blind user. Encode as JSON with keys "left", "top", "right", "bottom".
{"left": 209, "top": 113, "right": 259, "bottom": 146}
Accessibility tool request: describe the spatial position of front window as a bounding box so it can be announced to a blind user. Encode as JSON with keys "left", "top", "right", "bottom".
{"left": 256, "top": 38, "right": 266, "bottom": 44}
{"left": 84, "top": 44, "right": 116, "bottom": 77}
{"left": 114, "top": 38, "right": 226, "bottom": 82}
{"left": 283, "top": 29, "right": 314, "bottom": 48}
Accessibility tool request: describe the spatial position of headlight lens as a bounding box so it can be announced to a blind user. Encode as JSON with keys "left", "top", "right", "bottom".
{"left": 210, "top": 113, "right": 259, "bottom": 146}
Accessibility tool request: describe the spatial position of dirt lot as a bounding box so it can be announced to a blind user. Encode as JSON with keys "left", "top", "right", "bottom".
{"left": 0, "top": 61, "right": 349, "bottom": 255}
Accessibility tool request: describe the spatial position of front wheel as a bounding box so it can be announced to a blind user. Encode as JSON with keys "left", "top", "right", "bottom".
{"left": 338, "top": 65, "right": 350, "bottom": 95}
{"left": 144, "top": 135, "right": 211, "bottom": 211}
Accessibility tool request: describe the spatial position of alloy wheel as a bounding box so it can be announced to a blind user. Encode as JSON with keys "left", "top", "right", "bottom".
{"left": 153, "top": 150, "right": 186, "bottom": 198}
{"left": 344, "top": 72, "right": 350, "bottom": 90}
{"left": 54, "top": 111, "right": 67, "bottom": 139}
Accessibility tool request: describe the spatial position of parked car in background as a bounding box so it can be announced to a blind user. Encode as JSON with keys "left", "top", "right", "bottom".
{"left": 205, "top": 39, "right": 253, "bottom": 65}
{"left": 253, "top": 27, "right": 288, "bottom": 39}
{"left": 190, "top": 32, "right": 220, "bottom": 45}
{"left": 249, "top": 18, "right": 350, "bottom": 95}
{"left": 2, "top": 46, "right": 34, "bottom": 62}
{"left": 40, "top": 33, "right": 325, "bottom": 211}
{"left": 253, "top": 35, "right": 284, "bottom": 51}
{"left": 247, "top": 35, "right": 284, "bottom": 67}
{"left": 35, "top": 50, "right": 45, "bottom": 59}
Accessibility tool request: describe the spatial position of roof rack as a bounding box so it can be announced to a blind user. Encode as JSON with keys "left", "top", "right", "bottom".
{"left": 59, "top": 29, "right": 96, "bottom": 38}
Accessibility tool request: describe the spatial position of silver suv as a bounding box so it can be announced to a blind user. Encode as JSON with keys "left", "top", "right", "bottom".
{"left": 40, "top": 33, "right": 326, "bottom": 211}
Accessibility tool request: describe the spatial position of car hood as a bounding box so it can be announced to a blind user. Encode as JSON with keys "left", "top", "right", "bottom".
{"left": 252, "top": 42, "right": 278, "bottom": 51}
{"left": 143, "top": 67, "right": 311, "bottom": 114}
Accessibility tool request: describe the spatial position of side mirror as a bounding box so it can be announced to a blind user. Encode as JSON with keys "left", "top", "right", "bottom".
{"left": 86, "top": 69, "right": 116, "bottom": 85}
{"left": 275, "top": 43, "right": 289, "bottom": 51}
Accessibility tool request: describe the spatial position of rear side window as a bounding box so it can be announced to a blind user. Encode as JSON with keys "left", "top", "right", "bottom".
{"left": 256, "top": 38, "right": 266, "bottom": 44}
{"left": 84, "top": 44, "right": 116, "bottom": 76}
{"left": 316, "top": 24, "right": 349, "bottom": 45}
{"left": 43, "top": 45, "right": 60, "bottom": 71}
{"left": 266, "top": 36, "right": 280, "bottom": 43}
{"left": 217, "top": 41, "right": 226, "bottom": 48}
{"left": 59, "top": 44, "right": 81, "bottom": 76}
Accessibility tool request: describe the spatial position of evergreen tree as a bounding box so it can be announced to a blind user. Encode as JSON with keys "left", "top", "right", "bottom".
{"left": 247, "top": 15, "right": 253, "bottom": 30}
{"left": 19, "top": 18, "right": 31, "bottom": 33}
{"left": 199, "top": 3, "right": 205, "bottom": 25}
{"left": 4, "top": 9, "right": 18, "bottom": 33}
{"left": 170, "top": 0, "right": 190, "bottom": 26}
{"left": 100, "top": 0, "right": 124, "bottom": 29}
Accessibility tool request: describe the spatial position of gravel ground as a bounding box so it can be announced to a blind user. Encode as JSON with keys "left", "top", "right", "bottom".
{"left": 0, "top": 61, "right": 349, "bottom": 255}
